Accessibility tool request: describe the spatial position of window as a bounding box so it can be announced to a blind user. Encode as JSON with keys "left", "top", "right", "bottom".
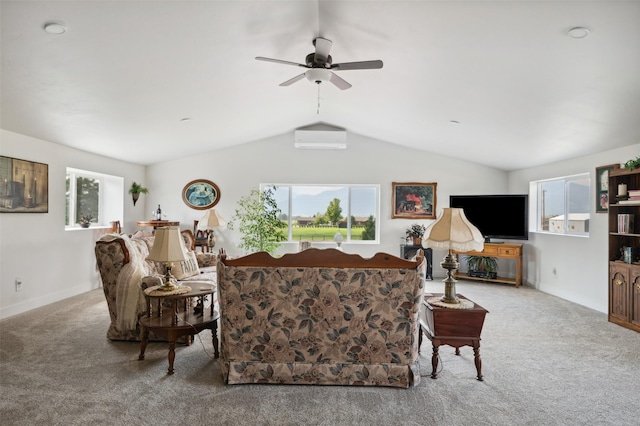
{"left": 66, "top": 168, "right": 124, "bottom": 228}
{"left": 530, "top": 173, "right": 590, "bottom": 236}
{"left": 265, "top": 184, "right": 380, "bottom": 243}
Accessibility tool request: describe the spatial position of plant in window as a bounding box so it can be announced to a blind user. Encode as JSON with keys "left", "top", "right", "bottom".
{"left": 228, "top": 187, "right": 286, "bottom": 255}
{"left": 78, "top": 214, "right": 94, "bottom": 228}
{"left": 128, "top": 182, "right": 148, "bottom": 206}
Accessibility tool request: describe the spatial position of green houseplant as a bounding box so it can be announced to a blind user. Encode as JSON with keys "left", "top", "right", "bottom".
{"left": 128, "top": 182, "right": 148, "bottom": 206}
{"left": 228, "top": 187, "right": 286, "bottom": 255}
{"left": 466, "top": 255, "right": 498, "bottom": 279}
{"left": 405, "top": 223, "right": 426, "bottom": 245}
{"left": 78, "top": 214, "right": 94, "bottom": 228}
{"left": 623, "top": 155, "right": 640, "bottom": 170}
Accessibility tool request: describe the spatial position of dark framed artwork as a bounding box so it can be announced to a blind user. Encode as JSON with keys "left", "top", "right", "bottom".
{"left": 392, "top": 182, "right": 437, "bottom": 219}
{"left": 0, "top": 156, "right": 49, "bottom": 213}
{"left": 182, "top": 179, "right": 220, "bottom": 210}
{"left": 595, "top": 164, "right": 619, "bottom": 213}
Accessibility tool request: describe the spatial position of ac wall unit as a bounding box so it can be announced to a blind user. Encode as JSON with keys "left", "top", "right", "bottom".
{"left": 294, "top": 123, "right": 347, "bottom": 149}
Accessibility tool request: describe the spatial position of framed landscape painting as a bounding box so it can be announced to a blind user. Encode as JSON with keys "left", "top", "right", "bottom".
{"left": 392, "top": 182, "right": 437, "bottom": 219}
{"left": 182, "top": 179, "right": 221, "bottom": 210}
{"left": 595, "top": 164, "right": 619, "bottom": 213}
{"left": 0, "top": 155, "right": 49, "bottom": 213}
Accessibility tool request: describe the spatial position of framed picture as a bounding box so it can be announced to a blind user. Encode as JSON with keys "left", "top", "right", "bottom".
{"left": 182, "top": 179, "right": 221, "bottom": 210}
{"left": 0, "top": 156, "right": 48, "bottom": 213}
{"left": 595, "top": 164, "right": 619, "bottom": 213}
{"left": 392, "top": 182, "right": 437, "bottom": 219}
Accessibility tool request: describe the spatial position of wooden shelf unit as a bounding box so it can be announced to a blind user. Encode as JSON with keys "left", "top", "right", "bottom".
{"left": 607, "top": 167, "right": 640, "bottom": 332}
{"left": 454, "top": 242, "right": 523, "bottom": 287}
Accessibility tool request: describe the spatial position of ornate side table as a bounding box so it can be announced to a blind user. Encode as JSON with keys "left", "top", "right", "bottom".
{"left": 139, "top": 283, "right": 219, "bottom": 375}
{"left": 418, "top": 293, "right": 488, "bottom": 381}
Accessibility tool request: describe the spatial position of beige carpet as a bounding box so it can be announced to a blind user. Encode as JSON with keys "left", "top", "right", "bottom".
{"left": 1, "top": 280, "right": 639, "bottom": 425}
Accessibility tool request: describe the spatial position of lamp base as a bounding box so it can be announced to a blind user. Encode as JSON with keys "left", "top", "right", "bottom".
{"left": 158, "top": 263, "right": 179, "bottom": 291}
{"left": 440, "top": 251, "right": 460, "bottom": 304}
{"left": 158, "top": 280, "right": 179, "bottom": 292}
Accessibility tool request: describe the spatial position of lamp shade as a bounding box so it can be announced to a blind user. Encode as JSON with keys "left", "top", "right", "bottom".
{"left": 422, "top": 208, "right": 484, "bottom": 252}
{"left": 147, "top": 226, "right": 189, "bottom": 263}
{"left": 197, "top": 209, "right": 226, "bottom": 230}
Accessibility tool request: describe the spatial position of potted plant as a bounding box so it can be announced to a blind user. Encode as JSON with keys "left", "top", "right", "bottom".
{"left": 623, "top": 155, "right": 640, "bottom": 170}
{"left": 228, "top": 186, "right": 286, "bottom": 255}
{"left": 406, "top": 223, "right": 426, "bottom": 246}
{"left": 128, "top": 182, "right": 148, "bottom": 206}
{"left": 466, "top": 255, "right": 498, "bottom": 279}
{"left": 78, "top": 215, "right": 94, "bottom": 228}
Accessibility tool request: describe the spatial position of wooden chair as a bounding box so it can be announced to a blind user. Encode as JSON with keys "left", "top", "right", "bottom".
{"left": 193, "top": 220, "right": 212, "bottom": 253}
{"left": 110, "top": 220, "right": 122, "bottom": 234}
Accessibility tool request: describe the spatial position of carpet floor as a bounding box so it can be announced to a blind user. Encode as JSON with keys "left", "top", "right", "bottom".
{"left": 1, "top": 280, "right": 639, "bottom": 426}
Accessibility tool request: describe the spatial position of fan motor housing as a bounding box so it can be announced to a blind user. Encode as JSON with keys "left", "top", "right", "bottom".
{"left": 306, "top": 53, "right": 332, "bottom": 68}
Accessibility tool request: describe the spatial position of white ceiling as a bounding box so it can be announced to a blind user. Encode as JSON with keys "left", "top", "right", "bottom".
{"left": 2, "top": 1, "right": 639, "bottom": 171}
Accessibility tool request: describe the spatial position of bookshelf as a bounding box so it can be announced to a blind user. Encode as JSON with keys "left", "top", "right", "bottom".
{"left": 607, "top": 167, "right": 640, "bottom": 332}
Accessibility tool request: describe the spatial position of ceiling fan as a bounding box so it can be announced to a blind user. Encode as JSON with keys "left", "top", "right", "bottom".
{"left": 256, "top": 37, "right": 383, "bottom": 90}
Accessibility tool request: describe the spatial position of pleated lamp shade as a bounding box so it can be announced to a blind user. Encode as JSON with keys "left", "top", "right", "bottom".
{"left": 147, "top": 226, "right": 189, "bottom": 263}
{"left": 422, "top": 208, "right": 484, "bottom": 252}
{"left": 197, "top": 209, "right": 226, "bottom": 230}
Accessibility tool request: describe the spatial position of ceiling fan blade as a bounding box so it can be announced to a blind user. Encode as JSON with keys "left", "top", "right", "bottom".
{"left": 331, "top": 60, "right": 384, "bottom": 71}
{"left": 256, "top": 57, "right": 307, "bottom": 68}
{"left": 329, "top": 72, "right": 352, "bottom": 90}
{"left": 279, "top": 73, "right": 306, "bottom": 86}
{"left": 313, "top": 37, "right": 332, "bottom": 65}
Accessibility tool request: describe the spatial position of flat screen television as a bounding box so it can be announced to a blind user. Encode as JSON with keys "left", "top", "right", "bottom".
{"left": 449, "top": 194, "right": 529, "bottom": 242}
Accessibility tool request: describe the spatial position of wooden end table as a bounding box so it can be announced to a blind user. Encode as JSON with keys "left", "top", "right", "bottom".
{"left": 139, "top": 283, "right": 219, "bottom": 375}
{"left": 418, "top": 293, "right": 488, "bottom": 381}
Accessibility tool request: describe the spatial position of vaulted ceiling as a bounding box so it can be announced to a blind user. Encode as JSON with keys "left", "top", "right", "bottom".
{"left": 2, "top": 1, "right": 639, "bottom": 171}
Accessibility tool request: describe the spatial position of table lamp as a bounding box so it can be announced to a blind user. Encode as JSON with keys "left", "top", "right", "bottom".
{"left": 147, "top": 226, "right": 190, "bottom": 291}
{"left": 422, "top": 208, "right": 484, "bottom": 304}
{"left": 197, "top": 208, "right": 226, "bottom": 248}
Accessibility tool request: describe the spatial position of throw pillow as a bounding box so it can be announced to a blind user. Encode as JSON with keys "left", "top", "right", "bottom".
{"left": 171, "top": 251, "right": 200, "bottom": 280}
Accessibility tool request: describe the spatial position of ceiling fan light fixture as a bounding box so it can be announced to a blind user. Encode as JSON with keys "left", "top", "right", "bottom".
{"left": 305, "top": 68, "right": 331, "bottom": 84}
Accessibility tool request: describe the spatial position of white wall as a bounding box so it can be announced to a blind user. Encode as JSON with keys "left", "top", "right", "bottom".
{"left": 0, "top": 130, "right": 147, "bottom": 319}
{"left": 146, "top": 130, "right": 507, "bottom": 258}
{"left": 6, "top": 126, "right": 630, "bottom": 319}
{"left": 508, "top": 143, "right": 640, "bottom": 313}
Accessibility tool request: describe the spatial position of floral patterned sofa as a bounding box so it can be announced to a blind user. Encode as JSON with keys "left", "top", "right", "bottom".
{"left": 217, "top": 248, "right": 426, "bottom": 388}
{"left": 94, "top": 229, "right": 217, "bottom": 341}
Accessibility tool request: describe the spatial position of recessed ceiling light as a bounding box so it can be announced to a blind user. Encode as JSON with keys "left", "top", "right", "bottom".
{"left": 43, "top": 22, "right": 67, "bottom": 34}
{"left": 568, "top": 27, "right": 590, "bottom": 39}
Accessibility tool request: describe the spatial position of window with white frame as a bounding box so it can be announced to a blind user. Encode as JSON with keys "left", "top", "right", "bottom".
{"left": 65, "top": 168, "right": 124, "bottom": 228}
{"left": 264, "top": 184, "right": 380, "bottom": 243}
{"left": 529, "top": 173, "right": 590, "bottom": 236}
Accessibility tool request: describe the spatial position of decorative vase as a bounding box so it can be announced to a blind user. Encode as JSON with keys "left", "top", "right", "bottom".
{"left": 80, "top": 223, "right": 90, "bottom": 228}
{"left": 413, "top": 237, "right": 422, "bottom": 246}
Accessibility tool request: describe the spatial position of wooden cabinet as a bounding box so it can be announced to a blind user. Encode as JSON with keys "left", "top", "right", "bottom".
{"left": 454, "top": 242, "right": 523, "bottom": 287}
{"left": 608, "top": 167, "right": 640, "bottom": 332}
{"left": 608, "top": 262, "right": 640, "bottom": 331}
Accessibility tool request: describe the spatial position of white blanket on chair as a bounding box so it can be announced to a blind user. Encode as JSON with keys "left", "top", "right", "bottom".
{"left": 115, "top": 235, "right": 151, "bottom": 331}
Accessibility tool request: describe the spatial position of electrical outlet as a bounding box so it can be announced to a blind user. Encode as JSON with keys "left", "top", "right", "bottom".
{"left": 15, "top": 278, "right": 23, "bottom": 292}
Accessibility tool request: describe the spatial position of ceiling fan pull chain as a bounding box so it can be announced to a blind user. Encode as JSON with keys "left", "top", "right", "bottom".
{"left": 317, "top": 83, "right": 321, "bottom": 115}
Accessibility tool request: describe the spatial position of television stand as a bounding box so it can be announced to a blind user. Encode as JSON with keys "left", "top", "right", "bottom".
{"left": 453, "top": 243, "right": 523, "bottom": 287}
